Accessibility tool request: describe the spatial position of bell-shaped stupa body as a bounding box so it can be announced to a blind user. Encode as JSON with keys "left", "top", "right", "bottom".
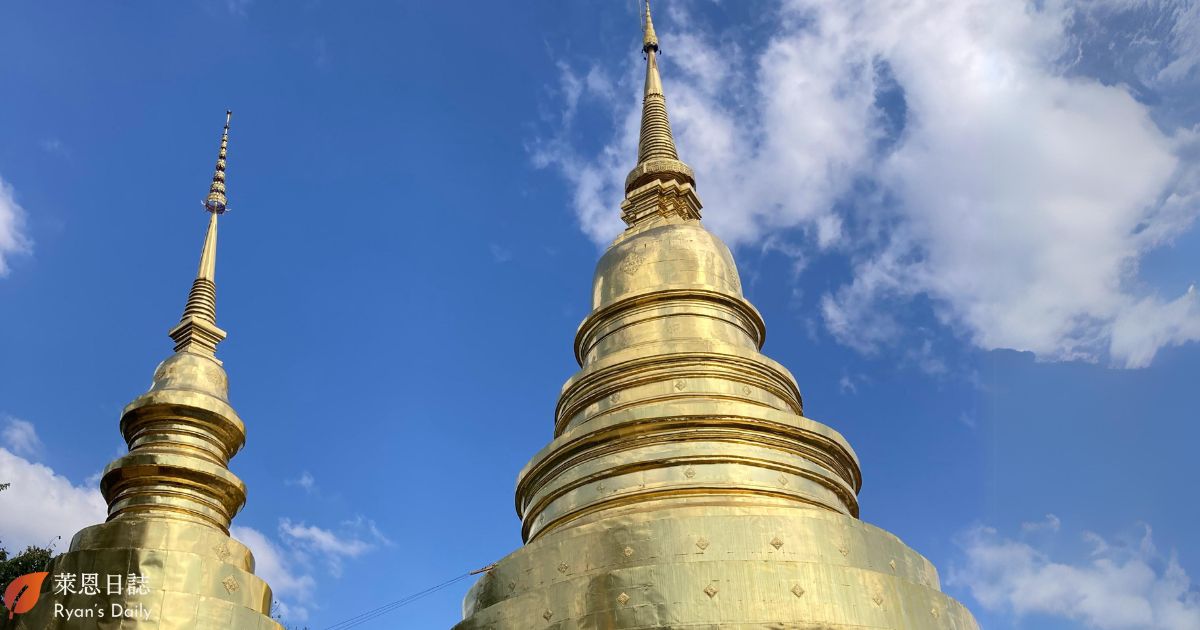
{"left": 455, "top": 6, "right": 980, "bottom": 629}
{"left": 12, "top": 112, "right": 282, "bottom": 630}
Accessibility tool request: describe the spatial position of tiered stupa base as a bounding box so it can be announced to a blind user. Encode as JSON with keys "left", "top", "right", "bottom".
{"left": 12, "top": 518, "right": 281, "bottom": 629}
{"left": 457, "top": 506, "right": 978, "bottom": 629}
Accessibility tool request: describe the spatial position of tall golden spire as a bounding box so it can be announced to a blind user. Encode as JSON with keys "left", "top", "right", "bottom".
{"left": 14, "top": 111, "right": 282, "bottom": 630}
{"left": 455, "top": 7, "right": 980, "bottom": 629}
{"left": 635, "top": 0, "right": 677, "bottom": 164}
{"left": 622, "top": 0, "right": 701, "bottom": 227}
{"left": 169, "top": 111, "right": 231, "bottom": 357}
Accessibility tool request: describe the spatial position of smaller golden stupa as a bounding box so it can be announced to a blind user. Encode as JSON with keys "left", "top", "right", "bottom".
{"left": 13, "top": 112, "right": 283, "bottom": 630}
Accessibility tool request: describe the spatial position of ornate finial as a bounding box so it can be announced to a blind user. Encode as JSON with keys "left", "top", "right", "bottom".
{"left": 643, "top": 0, "right": 659, "bottom": 53}
{"left": 204, "top": 110, "right": 232, "bottom": 215}
{"left": 624, "top": 0, "right": 694, "bottom": 195}
{"left": 170, "top": 111, "right": 232, "bottom": 357}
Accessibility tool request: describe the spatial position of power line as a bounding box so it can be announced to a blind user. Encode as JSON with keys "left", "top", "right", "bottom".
{"left": 319, "top": 564, "right": 493, "bottom": 630}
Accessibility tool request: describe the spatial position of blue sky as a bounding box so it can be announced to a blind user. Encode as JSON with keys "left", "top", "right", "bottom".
{"left": 1, "top": 1, "right": 1198, "bottom": 629}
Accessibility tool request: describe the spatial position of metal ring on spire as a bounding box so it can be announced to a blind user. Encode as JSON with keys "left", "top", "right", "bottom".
{"left": 643, "top": 0, "right": 659, "bottom": 53}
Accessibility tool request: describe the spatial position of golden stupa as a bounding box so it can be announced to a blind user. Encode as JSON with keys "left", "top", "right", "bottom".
{"left": 454, "top": 5, "right": 981, "bottom": 629}
{"left": 13, "top": 112, "right": 282, "bottom": 630}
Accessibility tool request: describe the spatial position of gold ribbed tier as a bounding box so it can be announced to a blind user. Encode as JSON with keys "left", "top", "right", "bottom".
{"left": 458, "top": 5, "right": 979, "bottom": 627}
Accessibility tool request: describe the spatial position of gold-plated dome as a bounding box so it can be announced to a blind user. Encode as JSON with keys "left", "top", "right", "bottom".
{"left": 456, "top": 4, "right": 981, "bottom": 628}
{"left": 593, "top": 223, "right": 741, "bottom": 306}
{"left": 14, "top": 112, "right": 282, "bottom": 630}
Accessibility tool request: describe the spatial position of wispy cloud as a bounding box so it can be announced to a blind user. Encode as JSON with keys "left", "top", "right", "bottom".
{"left": 230, "top": 525, "right": 316, "bottom": 623}
{"left": 837, "top": 371, "right": 873, "bottom": 396}
{"left": 489, "top": 243, "right": 513, "bottom": 263}
{"left": 40, "top": 139, "right": 68, "bottom": 157}
{"left": 1021, "top": 513, "right": 1063, "bottom": 534}
{"left": 286, "top": 470, "right": 317, "bottom": 494}
{"left": 536, "top": 0, "right": 1200, "bottom": 368}
{"left": 0, "top": 176, "right": 32, "bottom": 276}
{"left": 314, "top": 36, "right": 330, "bottom": 70}
{"left": 224, "top": 0, "right": 251, "bottom": 16}
{"left": 951, "top": 517, "right": 1200, "bottom": 629}
{"left": 2, "top": 416, "right": 43, "bottom": 457}
{"left": 233, "top": 516, "right": 390, "bottom": 623}
{"left": 280, "top": 518, "right": 377, "bottom": 576}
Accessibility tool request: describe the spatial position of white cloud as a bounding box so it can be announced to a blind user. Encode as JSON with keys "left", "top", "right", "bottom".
{"left": 232, "top": 516, "right": 389, "bottom": 622}
{"left": 531, "top": 61, "right": 637, "bottom": 243}
{"left": 2, "top": 417, "right": 43, "bottom": 457}
{"left": 0, "top": 176, "right": 32, "bottom": 277}
{"left": 538, "top": 0, "right": 1200, "bottom": 368}
{"left": 1160, "top": 1, "right": 1200, "bottom": 83}
{"left": 1109, "top": 284, "right": 1200, "bottom": 367}
{"left": 280, "top": 517, "right": 389, "bottom": 578}
{"left": 339, "top": 515, "right": 393, "bottom": 548}
{"left": 286, "top": 470, "right": 316, "bottom": 493}
{"left": 952, "top": 520, "right": 1200, "bottom": 629}
{"left": 230, "top": 525, "right": 315, "bottom": 623}
{"left": 281, "top": 519, "right": 371, "bottom": 559}
{"left": 840, "top": 0, "right": 1196, "bottom": 366}
{"left": 0, "top": 446, "right": 106, "bottom": 553}
{"left": 1021, "top": 513, "right": 1063, "bottom": 533}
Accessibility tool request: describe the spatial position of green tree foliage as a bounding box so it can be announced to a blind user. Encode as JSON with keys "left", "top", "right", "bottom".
{"left": 0, "top": 545, "right": 55, "bottom": 590}
{"left": 0, "top": 482, "right": 58, "bottom": 618}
